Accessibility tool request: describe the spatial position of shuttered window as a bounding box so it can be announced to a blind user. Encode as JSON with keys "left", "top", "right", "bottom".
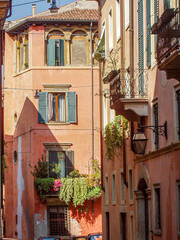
{"left": 146, "top": 0, "right": 151, "bottom": 67}
{"left": 48, "top": 206, "right": 70, "bottom": 236}
{"left": 154, "top": 0, "right": 159, "bottom": 54}
{"left": 38, "top": 91, "right": 77, "bottom": 124}
{"left": 47, "top": 39, "right": 64, "bottom": 66}
{"left": 177, "top": 90, "right": 180, "bottom": 140}
{"left": 49, "top": 150, "right": 74, "bottom": 178}
{"left": 153, "top": 103, "right": 159, "bottom": 150}
{"left": 164, "top": 0, "right": 170, "bottom": 10}
{"left": 138, "top": 0, "right": 144, "bottom": 95}
{"left": 153, "top": 184, "right": 161, "bottom": 231}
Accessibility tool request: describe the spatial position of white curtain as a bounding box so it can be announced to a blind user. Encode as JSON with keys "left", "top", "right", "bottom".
{"left": 48, "top": 93, "right": 54, "bottom": 121}
{"left": 58, "top": 94, "right": 65, "bottom": 122}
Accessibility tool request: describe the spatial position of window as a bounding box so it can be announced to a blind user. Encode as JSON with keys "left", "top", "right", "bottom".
{"left": 146, "top": 0, "right": 151, "bottom": 67}
{"left": 176, "top": 180, "right": 180, "bottom": 237}
{"left": 164, "top": 0, "right": 170, "bottom": 10}
{"left": 48, "top": 150, "right": 74, "bottom": 178}
{"left": 153, "top": 184, "right": 161, "bottom": 234}
{"left": 71, "top": 30, "right": 88, "bottom": 65}
{"left": 120, "top": 213, "right": 127, "bottom": 240}
{"left": 153, "top": 103, "right": 159, "bottom": 150}
{"left": 116, "top": 0, "right": 121, "bottom": 40}
{"left": 48, "top": 206, "right": 70, "bottom": 236}
{"left": 108, "top": 9, "right": 113, "bottom": 51}
{"left": 112, "top": 173, "right": 116, "bottom": 204}
{"left": 16, "top": 34, "right": 29, "bottom": 72}
{"left": 105, "top": 176, "right": 109, "bottom": 205}
{"left": 38, "top": 91, "right": 77, "bottom": 124}
{"left": 120, "top": 172, "right": 125, "bottom": 203}
{"left": 138, "top": 0, "right": 144, "bottom": 95}
{"left": 47, "top": 39, "right": 64, "bottom": 66}
{"left": 129, "top": 169, "right": 133, "bottom": 201}
{"left": 176, "top": 89, "right": 180, "bottom": 140}
{"left": 124, "top": 0, "right": 130, "bottom": 29}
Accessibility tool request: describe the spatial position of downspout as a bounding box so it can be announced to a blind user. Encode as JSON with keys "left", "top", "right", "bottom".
{"left": 90, "top": 22, "right": 94, "bottom": 169}
{"left": 95, "top": 0, "right": 104, "bottom": 191}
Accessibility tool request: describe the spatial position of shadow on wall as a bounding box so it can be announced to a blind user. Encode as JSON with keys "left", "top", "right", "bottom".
{"left": 4, "top": 97, "right": 60, "bottom": 240}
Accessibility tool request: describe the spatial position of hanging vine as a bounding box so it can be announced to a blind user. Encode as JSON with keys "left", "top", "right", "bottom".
{"left": 105, "top": 115, "right": 129, "bottom": 160}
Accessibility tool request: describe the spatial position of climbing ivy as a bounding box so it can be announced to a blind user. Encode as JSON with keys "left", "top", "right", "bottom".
{"left": 105, "top": 115, "right": 129, "bottom": 160}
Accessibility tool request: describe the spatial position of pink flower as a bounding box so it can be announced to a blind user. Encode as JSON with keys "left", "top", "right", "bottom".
{"left": 53, "top": 178, "right": 63, "bottom": 191}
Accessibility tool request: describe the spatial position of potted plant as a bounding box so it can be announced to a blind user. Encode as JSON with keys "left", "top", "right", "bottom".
{"left": 24, "top": 62, "right": 28, "bottom": 68}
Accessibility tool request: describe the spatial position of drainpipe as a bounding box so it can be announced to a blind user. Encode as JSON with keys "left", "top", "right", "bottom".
{"left": 90, "top": 22, "right": 94, "bottom": 170}
{"left": 95, "top": 0, "right": 104, "bottom": 191}
{"left": 0, "top": 0, "right": 12, "bottom": 236}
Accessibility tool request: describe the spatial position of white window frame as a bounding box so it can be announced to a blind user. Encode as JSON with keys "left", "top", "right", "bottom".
{"left": 112, "top": 171, "right": 116, "bottom": 205}
{"left": 116, "top": 0, "right": 121, "bottom": 41}
{"left": 108, "top": 8, "right": 113, "bottom": 52}
{"left": 124, "top": 0, "right": 130, "bottom": 29}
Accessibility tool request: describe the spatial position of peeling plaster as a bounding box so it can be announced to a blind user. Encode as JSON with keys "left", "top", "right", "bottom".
{"left": 70, "top": 217, "right": 82, "bottom": 236}
{"left": 17, "top": 137, "right": 25, "bottom": 239}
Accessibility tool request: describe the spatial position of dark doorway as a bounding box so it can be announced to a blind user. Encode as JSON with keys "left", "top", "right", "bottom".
{"left": 106, "top": 212, "right": 110, "bottom": 240}
{"left": 120, "top": 213, "right": 126, "bottom": 240}
{"left": 138, "top": 178, "right": 149, "bottom": 240}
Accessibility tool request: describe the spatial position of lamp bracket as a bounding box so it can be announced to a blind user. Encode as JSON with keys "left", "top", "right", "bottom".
{"left": 138, "top": 121, "right": 168, "bottom": 139}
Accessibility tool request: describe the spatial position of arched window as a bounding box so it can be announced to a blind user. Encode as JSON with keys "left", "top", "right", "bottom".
{"left": 47, "top": 30, "right": 64, "bottom": 66}
{"left": 71, "top": 30, "right": 88, "bottom": 65}
{"left": 24, "top": 34, "right": 29, "bottom": 68}
{"left": 16, "top": 34, "right": 29, "bottom": 72}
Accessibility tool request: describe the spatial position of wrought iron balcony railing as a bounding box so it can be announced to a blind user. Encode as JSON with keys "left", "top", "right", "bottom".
{"left": 152, "top": 7, "right": 180, "bottom": 77}
{"left": 103, "top": 68, "right": 148, "bottom": 107}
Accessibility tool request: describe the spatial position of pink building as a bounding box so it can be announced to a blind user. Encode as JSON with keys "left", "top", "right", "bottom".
{"left": 4, "top": 1, "right": 102, "bottom": 239}
{"left": 96, "top": 0, "right": 180, "bottom": 239}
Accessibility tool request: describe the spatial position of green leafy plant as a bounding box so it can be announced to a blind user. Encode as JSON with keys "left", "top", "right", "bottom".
{"left": 73, "top": 178, "right": 88, "bottom": 207}
{"left": 105, "top": 115, "right": 129, "bottom": 160}
{"left": 30, "top": 155, "right": 48, "bottom": 178}
{"left": 24, "top": 62, "right": 28, "bottom": 68}
{"left": 52, "top": 163, "right": 61, "bottom": 179}
{"left": 34, "top": 178, "right": 55, "bottom": 200}
{"left": 59, "top": 178, "right": 73, "bottom": 204}
{"left": 87, "top": 186, "right": 101, "bottom": 200}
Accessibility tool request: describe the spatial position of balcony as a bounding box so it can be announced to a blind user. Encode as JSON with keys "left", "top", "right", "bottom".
{"left": 103, "top": 68, "right": 149, "bottom": 121}
{"left": 152, "top": 8, "right": 180, "bottom": 81}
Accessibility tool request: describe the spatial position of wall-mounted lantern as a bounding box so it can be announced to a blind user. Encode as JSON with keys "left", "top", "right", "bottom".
{"left": 132, "top": 121, "right": 167, "bottom": 155}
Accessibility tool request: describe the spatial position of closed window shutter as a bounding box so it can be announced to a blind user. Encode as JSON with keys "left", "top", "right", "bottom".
{"left": 138, "top": 0, "right": 144, "bottom": 94}
{"left": 60, "top": 39, "right": 64, "bottom": 66}
{"left": 66, "top": 92, "right": 77, "bottom": 123}
{"left": 47, "top": 39, "right": 55, "bottom": 66}
{"left": 164, "top": 0, "right": 170, "bottom": 9}
{"left": 65, "top": 151, "right": 74, "bottom": 176}
{"left": 146, "top": 0, "right": 151, "bottom": 68}
{"left": 38, "top": 92, "right": 48, "bottom": 123}
{"left": 177, "top": 90, "right": 180, "bottom": 140}
{"left": 153, "top": 103, "right": 159, "bottom": 150}
{"left": 27, "top": 41, "right": 29, "bottom": 66}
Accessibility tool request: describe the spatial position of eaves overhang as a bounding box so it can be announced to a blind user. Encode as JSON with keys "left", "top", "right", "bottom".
{"left": 6, "top": 18, "right": 98, "bottom": 34}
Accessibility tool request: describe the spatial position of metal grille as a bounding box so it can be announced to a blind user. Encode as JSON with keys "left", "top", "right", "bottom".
{"left": 153, "top": 103, "right": 159, "bottom": 150}
{"left": 49, "top": 206, "right": 70, "bottom": 236}
{"left": 177, "top": 90, "right": 180, "bottom": 140}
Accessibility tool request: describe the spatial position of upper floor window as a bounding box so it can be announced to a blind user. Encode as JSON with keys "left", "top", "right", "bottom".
{"left": 124, "top": 0, "right": 130, "bottom": 29}
{"left": 71, "top": 30, "right": 88, "bottom": 65}
{"left": 38, "top": 90, "right": 77, "bottom": 124}
{"left": 176, "top": 89, "right": 180, "bottom": 141}
{"left": 108, "top": 9, "right": 113, "bottom": 51}
{"left": 116, "top": 0, "right": 121, "bottom": 41}
{"left": 16, "top": 34, "right": 29, "bottom": 72}
{"left": 153, "top": 184, "right": 161, "bottom": 234}
{"left": 47, "top": 30, "right": 64, "bottom": 66}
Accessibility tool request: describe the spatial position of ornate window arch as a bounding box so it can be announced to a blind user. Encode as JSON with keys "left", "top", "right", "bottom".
{"left": 46, "top": 30, "right": 65, "bottom": 66}
{"left": 71, "top": 29, "right": 88, "bottom": 66}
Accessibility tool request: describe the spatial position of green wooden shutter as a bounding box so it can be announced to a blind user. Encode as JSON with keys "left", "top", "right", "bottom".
{"left": 146, "top": 0, "right": 151, "bottom": 67}
{"left": 138, "top": 0, "right": 144, "bottom": 94}
{"left": 65, "top": 151, "right": 74, "bottom": 176}
{"left": 60, "top": 39, "right": 64, "bottom": 66}
{"left": 47, "top": 39, "right": 55, "bottom": 66}
{"left": 38, "top": 92, "right": 48, "bottom": 123}
{"left": 27, "top": 41, "right": 29, "bottom": 66}
{"left": 164, "top": 0, "right": 170, "bottom": 9}
{"left": 66, "top": 92, "right": 77, "bottom": 123}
